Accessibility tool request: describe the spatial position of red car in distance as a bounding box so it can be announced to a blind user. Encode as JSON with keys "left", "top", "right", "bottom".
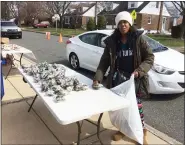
{"left": 33, "top": 21, "right": 50, "bottom": 28}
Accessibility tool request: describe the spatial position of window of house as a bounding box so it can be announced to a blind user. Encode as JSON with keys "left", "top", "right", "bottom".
{"left": 156, "top": 2, "right": 159, "bottom": 8}
{"left": 79, "top": 33, "right": 98, "bottom": 46}
{"left": 148, "top": 16, "right": 152, "bottom": 24}
{"left": 131, "top": 2, "right": 135, "bottom": 8}
{"left": 65, "top": 17, "right": 70, "bottom": 24}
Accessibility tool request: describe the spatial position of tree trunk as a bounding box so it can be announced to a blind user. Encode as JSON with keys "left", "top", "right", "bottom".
{"left": 94, "top": 2, "right": 97, "bottom": 28}
{"left": 59, "top": 15, "right": 62, "bottom": 29}
{"left": 182, "top": 15, "right": 185, "bottom": 49}
{"left": 181, "top": 14, "right": 185, "bottom": 39}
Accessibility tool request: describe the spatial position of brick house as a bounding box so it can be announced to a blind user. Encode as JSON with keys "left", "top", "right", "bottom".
{"left": 63, "top": 3, "right": 96, "bottom": 29}
{"left": 98, "top": 2, "right": 171, "bottom": 33}
{"left": 63, "top": 2, "right": 119, "bottom": 29}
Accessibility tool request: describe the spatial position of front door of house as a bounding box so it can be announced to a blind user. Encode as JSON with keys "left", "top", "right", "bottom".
{"left": 162, "top": 17, "right": 166, "bottom": 31}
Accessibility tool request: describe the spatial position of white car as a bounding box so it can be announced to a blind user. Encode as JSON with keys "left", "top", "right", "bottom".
{"left": 1, "top": 21, "right": 22, "bottom": 38}
{"left": 65, "top": 30, "right": 184, "bottom": 94}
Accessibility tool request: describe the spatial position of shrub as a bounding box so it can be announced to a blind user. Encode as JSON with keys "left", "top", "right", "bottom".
{"left": 87, "top": 18, "right": 95, "bottom": 31}
{"left": 97, "top": 16, "right": 106, "bottom": 30}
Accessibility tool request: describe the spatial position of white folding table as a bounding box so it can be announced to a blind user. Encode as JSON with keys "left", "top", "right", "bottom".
{"left": 1, "top": 44, "right": 36, "bottom": 79}
{"left": 18, "top": 65, "right": 130, "bottom": 145}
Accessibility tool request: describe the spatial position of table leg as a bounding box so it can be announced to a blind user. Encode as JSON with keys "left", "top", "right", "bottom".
{"left": 5, "top": 61, "right": 13, "bottom": 80}
{"left": 23, "top": 77, "right": 27, "bottom": 83}
{"left": 20, "top": 53, "right": 23, "bottom": 66}
{"left": 76, "top": 121, "right": 82, "bottom": 145}
{"left": 97, "top": 113, "right": 104, "bottom": 145}
{"left": 28, "top": 94, "right": 38, "bottom": 112}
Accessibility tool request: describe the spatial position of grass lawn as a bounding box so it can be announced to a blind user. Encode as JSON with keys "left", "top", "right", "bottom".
{"left": 22, "top": 27, "right": 184, "bottom": 48}
{"left": 147, "top": 34, "right": 184, "bottom": 48}
{"left": 22, "top": 27, "right": 86, "bottom": 37}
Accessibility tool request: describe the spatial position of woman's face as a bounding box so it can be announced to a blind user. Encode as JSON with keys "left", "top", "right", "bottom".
{"left": 118, "top": 20, "right": 130, "bottom": 35}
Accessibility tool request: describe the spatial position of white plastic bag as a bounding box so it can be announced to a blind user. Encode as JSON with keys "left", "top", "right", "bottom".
{"left": 109, "top": 74, "right": 143, "bottom": 144}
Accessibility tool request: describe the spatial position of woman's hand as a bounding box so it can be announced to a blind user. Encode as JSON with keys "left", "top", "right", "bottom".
{"left": 92, "top": 80, "right": 100, "bottom": 90}
{"left": 132, "top": 71, "right": 139, "bottom": 78}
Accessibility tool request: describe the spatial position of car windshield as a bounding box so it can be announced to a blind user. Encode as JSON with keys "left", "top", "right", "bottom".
{"left": 142, "top": 35, "right": 168, "bottom": 53}
{"left": 1, "top": 22, "right": 17, "bottom": 26}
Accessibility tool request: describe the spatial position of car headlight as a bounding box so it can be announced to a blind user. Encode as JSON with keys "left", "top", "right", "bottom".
{"left": 18, "top": 28, "right": 22, "bottom": 31}
{"left": 152, "top": 64, "right": 175, "bottom": 75}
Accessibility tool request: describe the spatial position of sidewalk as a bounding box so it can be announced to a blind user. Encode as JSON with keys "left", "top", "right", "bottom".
{"left": 1, "top": 55, "right": 174, "bottom": 145}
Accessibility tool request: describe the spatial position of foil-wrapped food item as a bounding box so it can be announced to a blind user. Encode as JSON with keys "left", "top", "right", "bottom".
{"left": 22, "top": 62, "right": 88, "bottom": 102}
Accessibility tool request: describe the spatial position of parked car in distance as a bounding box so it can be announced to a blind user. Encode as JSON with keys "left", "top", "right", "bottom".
{"left": 33, "top": 21, "right": 50, "bottom": 28}
{"left": 1, "top": 21, "right": 22, "bottom": 39}
{"left": 65, "top": 29, "right": 185, "bottom": 95}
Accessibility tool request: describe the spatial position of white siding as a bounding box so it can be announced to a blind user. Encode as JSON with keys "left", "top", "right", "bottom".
{"left": 83, "top": 2, "right": 119, "bottom": 17}
{"left": 173, "top": 18, "right": 177, "bottom": 26}
{"left": 106, "top": 25, "right": 116, "bottom": 29}
{"left": 113, "top": 3, "right": 119, "bottom": 10}
{"left": 128, "top": 2, "right": 143, "bottom": 9}
{"left": 137, "top": 2, "right": 143, "bottom": 7}
{"left": 140, "top": 2, "right": 171, "bottom": 17}
{"left": 82, "top": 5, "right": 95, "bottom": 17}
{"left": 83, "top": 7, "right": 88, "bottom": 12}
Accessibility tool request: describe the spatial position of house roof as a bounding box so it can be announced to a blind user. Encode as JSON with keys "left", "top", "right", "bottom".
{"left": 98, "top": 2, "right": 150, "bottom": 16}
{"left": 64, "top": 3, "right": 95, "bottom": 16}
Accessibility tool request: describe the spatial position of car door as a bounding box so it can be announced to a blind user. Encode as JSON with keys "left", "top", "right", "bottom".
{"left": 90, "top": 33, "right": 108, "bottom": 71}
{"left": 77, "top": 33, "right": 99, "bottom": 71}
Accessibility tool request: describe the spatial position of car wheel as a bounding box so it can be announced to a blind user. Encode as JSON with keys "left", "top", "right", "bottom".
{"left": 69, "top": 53, "right": 80, "bottom": 70}
{"left": 18, "top": 35, "right": 22, "bottom": 39}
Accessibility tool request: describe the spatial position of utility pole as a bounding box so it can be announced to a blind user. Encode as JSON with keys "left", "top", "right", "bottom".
{"left": 95, "top": 2, "right": 98, "bottom": 27}
{"left": 157, "top": 1, "right": 163, "bottom": 33}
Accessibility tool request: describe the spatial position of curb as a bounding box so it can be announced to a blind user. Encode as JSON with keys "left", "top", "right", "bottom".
{"left": 2, "top": 96, "right": 35, "bottom": 106}
{"left": 145, "top": 124, "right": 182, "bottom": 145}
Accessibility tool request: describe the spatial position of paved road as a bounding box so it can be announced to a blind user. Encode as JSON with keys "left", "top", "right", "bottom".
{"left": 10, "top": 31, "right": 184, "bottom": 143}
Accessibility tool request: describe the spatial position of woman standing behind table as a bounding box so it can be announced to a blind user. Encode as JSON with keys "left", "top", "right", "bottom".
{"left": 92, "top": 11, "right": 154, "bottom": 144}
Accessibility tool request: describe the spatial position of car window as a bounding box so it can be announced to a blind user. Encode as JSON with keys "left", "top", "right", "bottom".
{"left": 1, "top": 22, "right": 16, "bottom": 26}
{"left": 97, "top": 34, "right": 107, "bottom": 47}
{"left": 41, "top": 21, "right": 48, "bottom": 24}
{"left": 142, "top": 35, "right": 168, "bottom": 52}
{"left": 79, "top": 33, "right": 98, "bottom": 46}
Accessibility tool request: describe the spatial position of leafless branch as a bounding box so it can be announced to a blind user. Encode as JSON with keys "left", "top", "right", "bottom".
{"left": 180, "top": 1, "right": 184, "bottom": 9}
{"left": 174, "top": 1, "right": 181, "bottom": 8}
{"left": 64, "top": 2, "right": 71, "bottom": 12}
{"left": 172, "top": 1, "right": 182, "bottom": 13}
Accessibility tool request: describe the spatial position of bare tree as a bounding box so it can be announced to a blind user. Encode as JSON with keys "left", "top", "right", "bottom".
{"left": 4, "top": 2, "right": 26, "bottom": 26}
{"left": 71, "top": 13, "right": 81, "bottom": 33}
{"left": 24, "top": 2, "right": 43, "bottom": 25}
{"left": 95, "top": 2, "right": 114, "bottom": 27}
{"left": 172, "top": 1, "right": 185, "bottom": 39}
{"left": 1, "top": 2, "right": 11, "bottom": 20}
{"left": 45, "top": 2, "right": 71, "bottom": 28}
{"left": 5, "top": 2, "right": 42, "bottom": 26}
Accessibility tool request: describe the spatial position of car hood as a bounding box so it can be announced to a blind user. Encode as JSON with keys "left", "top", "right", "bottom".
{"left": 1, "top": 26, "right": 19, "bottom": 29}
{"left": 154, "top": 48, "right": 184, "bottom": 71}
